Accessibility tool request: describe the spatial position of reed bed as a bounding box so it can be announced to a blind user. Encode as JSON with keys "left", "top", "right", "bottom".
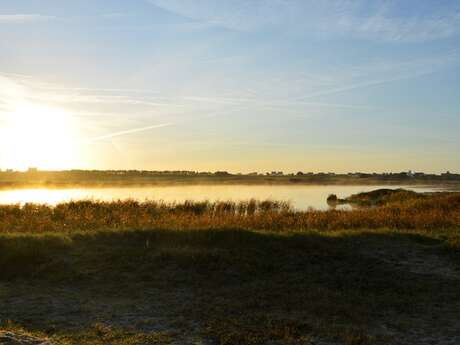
{"left": 0, "top": 193, "right": 459, "bottom": 233}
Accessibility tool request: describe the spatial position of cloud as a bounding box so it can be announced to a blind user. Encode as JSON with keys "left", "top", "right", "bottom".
{"left": 293, "top": 50, "right": 460, "bottom": 100}
{"left": 1, "top": 47, "right": 458, "bottom": 136}
{"left": 297, "top": 74, "right": 427, "bottom": 101}
{"left": 147, "top": 0, "right": 460, "bottom": 42}
{"left": 88, "top": 123, "right": 174, "bottom": 142}
{"left": 341, "top": 9, "right": 460, "bottom": 42}
{"left": 2, "top": 46, "right": 457, "bottom": 122}
{"left": 0, "top": 14, "right": 56, "bottom": 24}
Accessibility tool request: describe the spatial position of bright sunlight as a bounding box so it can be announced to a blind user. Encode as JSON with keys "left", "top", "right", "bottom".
{"left": 0, "top": 102, "right": 81, "bottom": 170}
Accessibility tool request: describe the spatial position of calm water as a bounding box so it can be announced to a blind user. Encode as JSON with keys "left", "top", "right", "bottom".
{"left": 0, "top": 185, "right": 447, "bottom": 210}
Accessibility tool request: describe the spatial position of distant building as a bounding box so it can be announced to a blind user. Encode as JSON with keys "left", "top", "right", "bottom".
{"left": 441, "top": 171, "right": 455, "bottom": 178}
{"left": 214, "top": 171, "right": 231, "bottom": 176}
{"left": 266, "top": 171, "right": 283, "bottom": 176}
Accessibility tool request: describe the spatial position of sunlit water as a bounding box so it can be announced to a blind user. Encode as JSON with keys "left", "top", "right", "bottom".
{"left": 0, "top": 185, "right": 448, "bottom": 210}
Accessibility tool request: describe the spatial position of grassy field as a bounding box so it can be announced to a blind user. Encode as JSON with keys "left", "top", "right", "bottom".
{"left": 1, "top": 192, "right": 459, "bottom": 344}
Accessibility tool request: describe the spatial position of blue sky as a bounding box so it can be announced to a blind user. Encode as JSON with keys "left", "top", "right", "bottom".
{"left": 0, "top": 0, "right": 459, "bottom": 172}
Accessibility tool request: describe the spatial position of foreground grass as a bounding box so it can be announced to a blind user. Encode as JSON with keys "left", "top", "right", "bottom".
{"left": 1, "top": 227, "right": 460, "bottom": 344}
{"left": 1, "top": 193, "right": 459, "bottom": 344}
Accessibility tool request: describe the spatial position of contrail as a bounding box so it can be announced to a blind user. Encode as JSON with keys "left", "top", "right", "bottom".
{"left": 296, "top": 71, "right": 434, "bottom": 101}
{"left": 85, "top": 106, "right": 247, "bottom": 144}
{"left": 88, "top": 122, "right": 174, "bottom": 142}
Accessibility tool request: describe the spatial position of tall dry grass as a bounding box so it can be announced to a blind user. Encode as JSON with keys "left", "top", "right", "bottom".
{"left": 0, "top": 193, "right": 459, "bottom": 233}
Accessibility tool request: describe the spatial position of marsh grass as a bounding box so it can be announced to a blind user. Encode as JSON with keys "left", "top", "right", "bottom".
{"left": 0, "top": 193, "right": 459, "bottom": 234}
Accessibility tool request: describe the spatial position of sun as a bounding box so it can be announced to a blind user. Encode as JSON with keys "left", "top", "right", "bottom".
{"left": 0, "top": 102, "right": 81, "bottom": 171}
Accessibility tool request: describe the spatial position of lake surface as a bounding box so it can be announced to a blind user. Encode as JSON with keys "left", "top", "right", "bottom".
{"left": 0, "top": 185, "right": 448, "bottom": 210}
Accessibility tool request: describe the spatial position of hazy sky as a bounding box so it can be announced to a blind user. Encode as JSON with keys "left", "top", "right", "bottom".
{"left": 0, "top": 0, "right": 459, "bottom": 173}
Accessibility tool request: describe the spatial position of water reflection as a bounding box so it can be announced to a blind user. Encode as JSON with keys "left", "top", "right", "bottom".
{"left": 0, "top": 185, "right": 445, "bottom": 211}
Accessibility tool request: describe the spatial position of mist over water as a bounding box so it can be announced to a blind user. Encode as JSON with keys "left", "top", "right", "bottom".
{"left": 0, "top": 185, "right": 446, "bottom": 210}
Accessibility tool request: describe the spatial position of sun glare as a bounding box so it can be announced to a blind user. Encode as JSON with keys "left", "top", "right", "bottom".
{"left": 0, "top": 103, "right": 81, "bottom": 171}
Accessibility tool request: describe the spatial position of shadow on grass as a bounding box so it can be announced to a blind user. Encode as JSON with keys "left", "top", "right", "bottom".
{"left": 1, "top": 228, "right": 459, "bottom": 344}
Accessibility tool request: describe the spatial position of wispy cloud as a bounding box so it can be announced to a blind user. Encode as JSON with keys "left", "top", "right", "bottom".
{"left": 0, "top": 14, "right": 56, "bottom": 24}
{"left": 338, "top": 7, "right": 460, "bottom": 42}
{"left": 1, "top": 47, "right": 458, "bottom": 144}
{"left": 0, "top": 71, "right": 371, "bottom": 113}
{"left": 0, "top": 12, "right": 131, "bottom": 25}
{"left": 296, "top": 72, "right": 430, "bottom": 101}
{"left": 293, "top": 50, "right": 460, "bottom": 100}
{"left": 147, "top": 0, "right": 460, "bottom": 42}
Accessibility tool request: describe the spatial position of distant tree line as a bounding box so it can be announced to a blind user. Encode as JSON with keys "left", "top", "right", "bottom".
{"left": 0, "top": 168, "right": 459, "bottom": 184}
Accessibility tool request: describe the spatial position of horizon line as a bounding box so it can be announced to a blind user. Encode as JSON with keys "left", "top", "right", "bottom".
{"left": 1, "top": 168, "right": 458, "bottom": 175}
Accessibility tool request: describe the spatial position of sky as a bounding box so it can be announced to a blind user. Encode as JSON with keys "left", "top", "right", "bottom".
{"left": 0, "top": 0, "right": 459, "bottom": 173}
